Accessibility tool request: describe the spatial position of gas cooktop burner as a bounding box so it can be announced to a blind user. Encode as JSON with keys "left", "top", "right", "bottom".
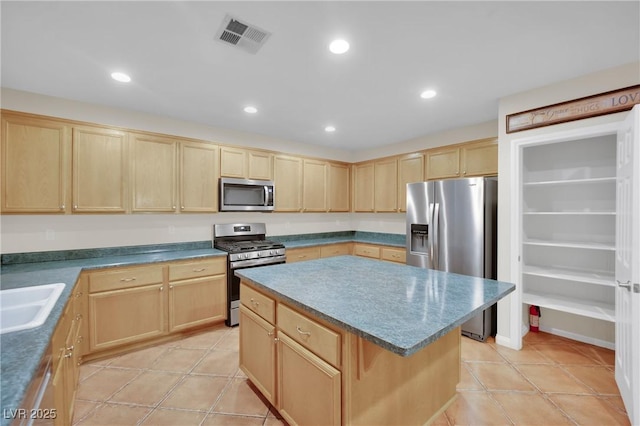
{"left": 214, "top": 239, "right": 285, "bottom": 253}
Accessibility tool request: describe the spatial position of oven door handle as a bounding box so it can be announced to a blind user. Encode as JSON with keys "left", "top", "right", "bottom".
{"left": 230, "top": 255, "right": 286, "bottom": 269}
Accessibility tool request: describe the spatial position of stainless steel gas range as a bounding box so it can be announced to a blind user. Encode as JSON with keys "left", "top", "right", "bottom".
{"left": 213, "top": 223, "right": 285, "bottom": 326}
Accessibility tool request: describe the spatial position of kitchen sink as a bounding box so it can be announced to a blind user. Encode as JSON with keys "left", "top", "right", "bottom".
{"left": 0, "top": 283, "right": 66, "bottom": 334}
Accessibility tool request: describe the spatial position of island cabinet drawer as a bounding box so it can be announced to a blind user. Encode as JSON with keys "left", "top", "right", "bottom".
{"left": 286, "top": 246, "right": 321, "bottom": 263}
{"left": 169, "top": 258, "right": 226, "bottom": 281}
{"left": 381, "top": 247, "right": 406, "bottom": 264}
{"left": 277, "top": 304, "right": 341, "bottom": 368}
{"left": 88, "top": 265, "right": 164, "bottom": 293}
{"left": 240, "top": 283, "right": 275, "bottom": 324}
{"left": 353, "top": 244, "right": 380, "bottom": 259}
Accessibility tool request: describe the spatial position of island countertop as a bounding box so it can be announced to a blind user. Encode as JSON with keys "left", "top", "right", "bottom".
{"left": 236, "top": 255, "right": 515, "bottom": 356}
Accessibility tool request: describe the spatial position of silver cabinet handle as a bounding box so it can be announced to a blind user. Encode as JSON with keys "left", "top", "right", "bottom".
{"left": 296, "top": 326, "right": 311, "bottom": 336}
{"left": 250, "top": 298, "right": 259, "bottom": 307}
{"left": 617, "top": 280, "right": 631, "bottom": 290}
{"left": 120, "top": 277, "right": 136, "bottom": 282}
{"left": 193, "top": 268, "right": 206, "bottom": 272}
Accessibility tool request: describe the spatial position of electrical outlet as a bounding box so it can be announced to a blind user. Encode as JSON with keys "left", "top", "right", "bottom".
{"left": 45, "top": 230, "right": 55, "bottom": 241}
{"left": 168, "top": 225, "right": 175, "bottom": 234}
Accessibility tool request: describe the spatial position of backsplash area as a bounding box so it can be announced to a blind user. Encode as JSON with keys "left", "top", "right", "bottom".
{"left": 0, "top": 213, "right": 405, "bottom": 254}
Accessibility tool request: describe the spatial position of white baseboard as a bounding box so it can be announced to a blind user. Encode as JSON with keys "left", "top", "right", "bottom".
{"left": 495, "top": 333, "right": 521, "bottom": 350}
{"left": 538, "top": 325, "right": 615, "bottom": 350}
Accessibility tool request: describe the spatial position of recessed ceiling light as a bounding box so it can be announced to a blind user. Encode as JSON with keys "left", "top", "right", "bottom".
{"left": 111, "top": 72, "right": 131, "bottom": 83}
{"left": 325, "top": 125, "right": 336, "bottom": 132}
{"left": 329, "top": 39, "right": 349, "bottom": 54}
{"left": 420, "top": 89, "right": 437, "bottom": 99}
{"left": 244, "top": 106, "right": 258, "bottom": 114}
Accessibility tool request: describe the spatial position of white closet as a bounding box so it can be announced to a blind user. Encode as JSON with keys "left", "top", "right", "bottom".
{"left": 520, "top": 133, "right": 617, "bottom": 322}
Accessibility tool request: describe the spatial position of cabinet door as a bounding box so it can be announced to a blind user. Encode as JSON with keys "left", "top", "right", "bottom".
{"left": 303, "top": 159, "right": 328, "bottom": 212}
{"left": 274, "top": 155, "right": 303, "bottom": 211}
{"left": 220, "top": 146, "right": 246, "bottom": 178}
{"left": 426, "top": 146, "right": 460, "bottom": 180}
{"left": 239, "top": 305, "right": 277, "bottom": 405}
{"left": 88, "top": 284, "right": 166, "bottom": 351}
{"left": 277, "top": 332, "right": 341, "bottom": 426}
{"left": 398, "top": 154, "right": 424, "bottom": 212}
{"left": 131, "top": 133, "right": 177, "bottom": 212}
{"left": 353, "top": 163, "right": 374, "bottom": 212}
{"left": 169, "top": 275, "right": 226, "bottom": 332}
{"left": 374, "top": 158, "right": 398, "bottom": 212}
{"left": 1, "top": 113, "right": 70, "bottom": 213}
{"left": 461, "top": 139, "right": 498, "bottom": 177}
{"left": 248, "top": 150, "right": 273, "bottom": 180}
{"left": 328, "top": 163, "right": 350, "bottom": 212}
{"left": 180, "top": 141, "right": 218, "bottom": 212}
{"left": 72, "top": 126, "right": 128, "bottom": 213}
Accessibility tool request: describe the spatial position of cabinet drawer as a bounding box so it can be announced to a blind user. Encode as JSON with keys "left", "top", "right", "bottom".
{"left": 277, "top": 304, "right": 341, "bottom": 368}
{"left": 169, "top": 258, "right": 226, "bottom": 281}
{"left": 381, "top": 247, "right": 406, "bottom": 264}
{"left": 240, "top": 282, "right": 275, "bottom": 324}
{"left": 320, "top": 244, "right": 351, "bottom": 258}
{"left": 353, "top": 244, "right": 380, "bottom": 259}
{"left": 286, "top": 247, "right": 321, "bottom": 263}
{"left": 88, "top": 265, "right": 164, "bottom": 293}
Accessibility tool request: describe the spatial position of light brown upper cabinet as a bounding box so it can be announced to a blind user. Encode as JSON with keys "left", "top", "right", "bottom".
{"left": 130, "top": 133, "right": 178, "bottom": 212}
{"left": 180, "top": 141, "right": 219, "bottom": 212}
{"left": 72, "top": 126, "right": 128, "bottom": 213}
{"left": 374, "top": 158, "right": 398, "bottom": 212}
{"left": 220, "top": 146, "right": 273, "bottom": 180}
{"left": 274, "top": 155, "right": 303, "bottom": 211}
{"left": 425, "top": 138, "right": 497, "bottom": 180}
{"left": 302, "top": 159, "right": 328, "bottom": 212}
{"left": 1, "top": 112, "right": 70, "bottom": 213}
{"left": 460, "top": 138, "right": 498, "bottom": 177}
{"left": 132, "top": 133, "right": 218, "bottom": 213}
{"left": 397, "top": 153, "right": 424, "bottom": 212}
{"left": 353, "top": 162, "right": 374, "bottom": 212}
{"left": 328, "top": 162, "right": 350, "bottom": 212}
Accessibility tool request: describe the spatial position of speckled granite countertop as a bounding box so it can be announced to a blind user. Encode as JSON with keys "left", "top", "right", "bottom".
{"left": 275, "top": 230, "right": 405, "bottom": 249}
{"left": 0, "top": 246, "right": 226, "bottom": 420}
{"left": 237, "top": 255, "right": 515, "bottom": 357}
{"left": 0, "top": 231, "right": 403, "bottom": 417}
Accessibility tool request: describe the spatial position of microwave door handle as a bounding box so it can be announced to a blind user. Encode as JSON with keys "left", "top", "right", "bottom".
{"left": 264, "top": 186, "right": 269, "bottom": 206}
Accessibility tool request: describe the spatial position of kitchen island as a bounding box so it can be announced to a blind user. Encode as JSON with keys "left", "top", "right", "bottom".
{"left": 236, "top": 255, "right": 515, "bottom": 425}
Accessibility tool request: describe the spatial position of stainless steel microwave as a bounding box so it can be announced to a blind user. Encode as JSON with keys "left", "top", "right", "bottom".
{"left": 219, "top": 177, "right": 275, "bottom": 211}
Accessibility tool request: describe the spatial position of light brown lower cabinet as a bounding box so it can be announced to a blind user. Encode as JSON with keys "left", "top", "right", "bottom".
{"left": 239, "top": 284, "right": 341, "bottom": 425}
{"left": 239, "top": 280, "right": 461, "bottom": 426}
{"left": 277, "top": 332, "right": 341, "bottom": 426}
{"left": 85, "top": 257, "right": 226, "bottom": 355}
{"left": 239, "top": 305, "right": 277, "bottom": 404}
{"left": 286, "top": 246, "right": 321, "bottom": 263}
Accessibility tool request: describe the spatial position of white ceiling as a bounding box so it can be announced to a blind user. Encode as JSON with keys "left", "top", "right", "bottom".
{"left": 1, "top": 1, "right": 638, "bottom": 152}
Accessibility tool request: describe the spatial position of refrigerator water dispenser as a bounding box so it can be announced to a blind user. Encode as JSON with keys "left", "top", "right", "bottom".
{"left": 410, "top": 224, "right": 429, "bottom": 255}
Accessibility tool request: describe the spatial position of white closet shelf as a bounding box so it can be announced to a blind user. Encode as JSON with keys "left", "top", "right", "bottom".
{"left": 522, "top": 291, "right": 615, "bottom": 322}
{"left": 523, "top": 177, "right": 616, "bottom": 186}
{"left": 523, "top": 239, "right": 615, "bottom": 251}
{"left": 522, "top": 265, "right": 614, "bottom": 287}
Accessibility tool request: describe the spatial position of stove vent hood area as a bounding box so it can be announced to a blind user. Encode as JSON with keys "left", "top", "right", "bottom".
{"left": 215, "top": 14, "right": 272, "bottom": 54}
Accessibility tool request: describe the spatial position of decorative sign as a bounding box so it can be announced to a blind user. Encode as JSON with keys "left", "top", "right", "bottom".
{"left": 506, "top": 85, "right": 640, "bottom": 133}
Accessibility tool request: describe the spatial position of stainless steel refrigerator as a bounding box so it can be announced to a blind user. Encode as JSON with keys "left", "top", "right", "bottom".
{"left": 406, "top": 177, "right": 498, "bottom": 342}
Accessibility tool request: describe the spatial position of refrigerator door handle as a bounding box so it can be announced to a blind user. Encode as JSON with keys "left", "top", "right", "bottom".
{"left": 433, "top": 202, "right": 440, "bottom": 269}
{"left": 428, "top": 203, "right": 435, "bottom": 263}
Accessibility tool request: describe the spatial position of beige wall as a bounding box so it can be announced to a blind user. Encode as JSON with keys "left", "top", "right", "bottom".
{"left": 495, "top": 62, "right": 640, "bottom": 349}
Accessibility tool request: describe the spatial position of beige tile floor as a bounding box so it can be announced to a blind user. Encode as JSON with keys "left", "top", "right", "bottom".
{"left": 73, "top": 325, "right": 630, "bottom": 425}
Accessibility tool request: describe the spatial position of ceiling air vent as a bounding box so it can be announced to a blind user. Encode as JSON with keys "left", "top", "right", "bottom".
{"left": 215, "top": 14, "right": 271, "bottom": 54}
